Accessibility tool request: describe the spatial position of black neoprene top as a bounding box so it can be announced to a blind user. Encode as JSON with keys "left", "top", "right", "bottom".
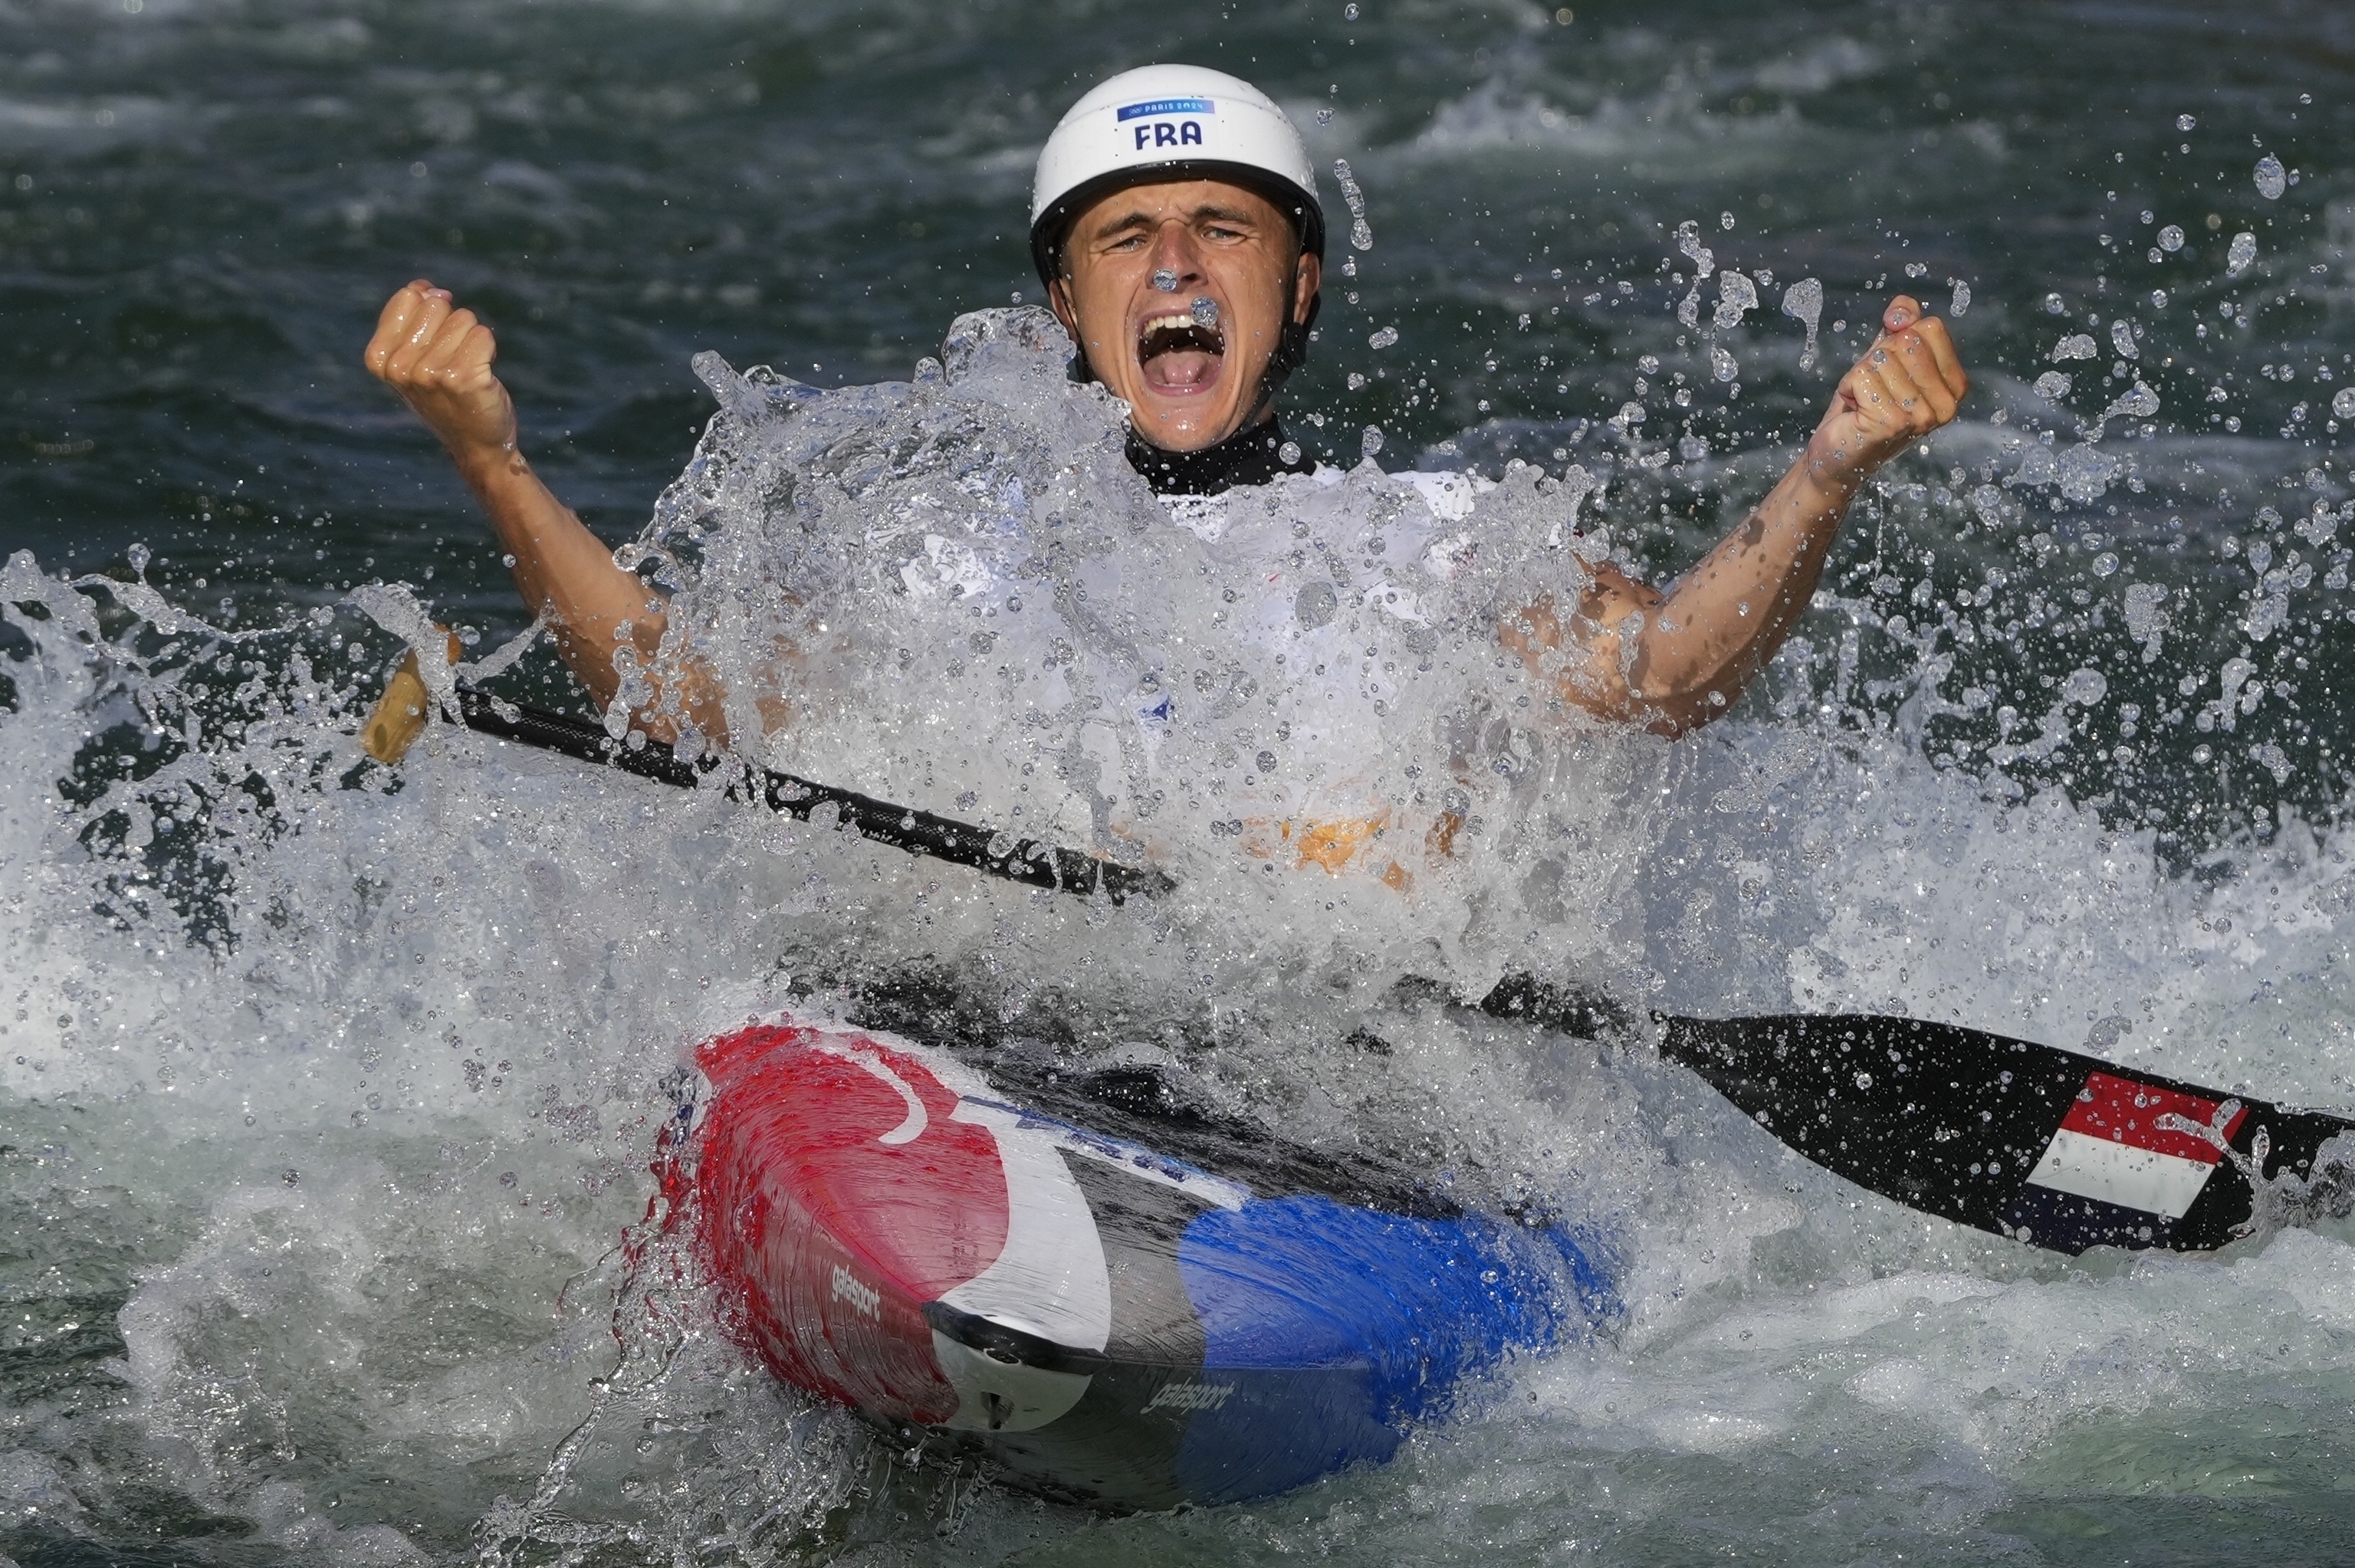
{"left": 1125, "top": 418, "right": 1316, "bottom": 497}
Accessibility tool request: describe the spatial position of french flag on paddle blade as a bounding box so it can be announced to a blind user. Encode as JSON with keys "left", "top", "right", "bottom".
{"left": 2003, "top": 1071, "right": 2246, "bottom": 1252}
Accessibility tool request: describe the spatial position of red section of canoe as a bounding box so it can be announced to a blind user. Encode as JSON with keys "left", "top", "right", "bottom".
{"left": 692, "top": 1022, "right": 1012, "bottom": 1424}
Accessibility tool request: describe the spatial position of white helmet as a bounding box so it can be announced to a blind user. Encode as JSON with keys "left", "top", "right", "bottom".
{"left": 1027, "top": 64, "right": 1325, "bottom": 287}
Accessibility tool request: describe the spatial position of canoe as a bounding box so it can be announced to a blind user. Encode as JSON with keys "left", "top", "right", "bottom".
{"left": 685, "top": 1015, "right": 1620, "bottom": 1510}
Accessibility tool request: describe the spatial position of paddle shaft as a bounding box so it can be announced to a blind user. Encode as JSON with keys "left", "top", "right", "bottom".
{"left": 367, "top": 668, "right": 2349, "bottom": 1255}
{"left": 406, "top": 685, "right": 1173, "bottom": 904}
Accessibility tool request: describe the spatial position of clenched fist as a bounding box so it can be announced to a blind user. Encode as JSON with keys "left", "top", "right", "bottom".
{"left": 1811, "top": 294, "right": 1968, "bottom": 484}
{"left": 363, "top": 279, "right": 517, "bottom": 471}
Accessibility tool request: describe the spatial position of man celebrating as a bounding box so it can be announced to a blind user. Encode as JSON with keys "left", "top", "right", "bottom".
{"left": 1024, "top": 66, "right": 1327, "bottom": 494}
{"left": 365, "top": 63, "right": 1965, "bottom": 753}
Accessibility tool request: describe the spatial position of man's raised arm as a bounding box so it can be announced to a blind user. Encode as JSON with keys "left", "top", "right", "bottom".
{"left": 363, "top": 280, "right": 726, "bottom": 746}
{"left": 1508, "top": 295, "right": 1968, "bottom": 735}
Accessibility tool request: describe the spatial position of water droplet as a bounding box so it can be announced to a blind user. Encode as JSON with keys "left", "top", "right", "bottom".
{"left": 2254, "top": 153, "right": 2287, "bottom": 200}
{"left": 1367, "top": 325, "right": 1398, "bottom": 349}
{"left": 2176, "top": 113, "right": 2196, "bottom": 131}
{"left": 1359, "top": 424, "right": 1384, "bottom": 459}
{"left": 126, "top": 543, "right": 150, "bottom": 575}
{"left": 1674, "top": 218, "right": 1716, "bottom": 281}
{"left": 1332, "top": 159, "right": 1373, "bottom": 251}
{"left": 1344, "top": 1, "right": 1359, "bottom": 17}
{"left": 2156, "top": 224, "right": 2185, "bottom": 253}
{"left": 2101, "top": 382, "right": 2160, "bottom": 422}
{"left": 2061, "top": 668, "right": 2108, "bottom": 706}
{"left": 2044, "top": 292, "right": 2067, "bottom": 313}
{"left": 2034, "top": 371, "right": 2073, "bottom": 401}
{"left": 1948, "top": 279, "right": 1971, "bottom": 317}
{"left": 1151, "top": 268, "right": 1180, "bottom": 293}
{"left": 1278, "top": 441, "right": 1302, "bottom": 464}
{"left": 1713, "top": 270, "right": 1758, "bottom": 329}
{"left": 1294, "top": 581, "right": 1339, "bottom": 628}
{"left": 1189, "top": 296, "right": 1219, "bottom": 328}
{"left": 2092, "top": 551, "right": 2120, "bottom": 577}
{"left": 1709, "top": 343, "right": 1739, "bottom": 382}
{"left": 1779, "top": 277, "right": 1823, "bottom": 370}
{"left": 2227, "top": 231, "right": 2258, "bottom": 277}
{"left": 2334, "top": 388, "right": 2355, "bottom": 421}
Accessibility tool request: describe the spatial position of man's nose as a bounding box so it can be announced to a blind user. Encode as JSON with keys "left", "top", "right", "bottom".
{"left": 1148, "top": 223, "right": 1206, "bottom": 285}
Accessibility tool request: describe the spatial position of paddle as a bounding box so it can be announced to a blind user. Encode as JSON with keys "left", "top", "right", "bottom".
{"left": 358, "top": 652, "right": 1172, "bottom": 904}
{"left": 360, "top": 656, "right": 2355, "bottom": 1256}
{"left": 1480, "top": 976, "right": 2355, "bottom": 1255}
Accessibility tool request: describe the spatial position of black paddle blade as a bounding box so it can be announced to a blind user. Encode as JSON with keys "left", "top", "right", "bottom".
{"left": 1658, "top": 1012, "right": 2355, "bottom": 1255}
{"left": 444, "top": 687, "right": 1173, "bottom": 904}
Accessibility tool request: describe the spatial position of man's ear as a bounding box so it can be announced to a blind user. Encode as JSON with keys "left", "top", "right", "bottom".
{"left": 1046, "top": 273, "right": 1103, "bottom": 386}
{"left": 1291, "top": 252, "right": 1322, "bottom": 326}
{"left": 1046, "top": 276, "right": 1080, "bottom": 340}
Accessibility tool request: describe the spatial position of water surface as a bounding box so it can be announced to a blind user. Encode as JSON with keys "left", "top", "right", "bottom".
{"left": 5, "top": 2, "right": 2355, "bottom": 1563}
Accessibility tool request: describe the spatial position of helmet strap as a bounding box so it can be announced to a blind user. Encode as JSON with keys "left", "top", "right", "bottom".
{"left": 1251, "top": 261, "right": 1321, "bottom": 412}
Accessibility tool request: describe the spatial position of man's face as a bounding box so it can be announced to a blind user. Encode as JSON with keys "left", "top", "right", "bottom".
{"left": 1048, "top": 179, "right": 1321, "bottom": 452}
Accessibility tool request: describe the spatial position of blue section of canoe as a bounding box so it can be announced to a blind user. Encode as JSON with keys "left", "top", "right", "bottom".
{"left": 1171, "top": 1196, "right": 1618, "bottom": 1504}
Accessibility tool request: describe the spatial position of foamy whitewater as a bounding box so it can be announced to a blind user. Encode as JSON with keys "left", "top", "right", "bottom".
{"left": 10, "top": 287, "right": 2355, "bottom": 1562}
{"left": 8, "top": 0, "right": 2355, "bottom": 1560}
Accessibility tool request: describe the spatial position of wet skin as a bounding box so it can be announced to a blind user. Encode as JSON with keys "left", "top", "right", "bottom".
{"left": 361, "top": 279, "right": 728, "bottom": 744}
{"left": 1043, "top": 179, "right": 1321, "bottom": 454}
{"left": 363, "top": 253, "right": 1962, "bottom": 751}
{"left": 1523, "top": 294, "right": 1970, "bottom": 734}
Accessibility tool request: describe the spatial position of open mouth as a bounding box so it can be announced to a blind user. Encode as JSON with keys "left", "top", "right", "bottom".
{"left": 1136, "top": 312, "right": 1226, "bottom": 395}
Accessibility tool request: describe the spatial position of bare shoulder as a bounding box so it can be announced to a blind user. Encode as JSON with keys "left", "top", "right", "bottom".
{"left": 1578, "top": 557, "right": 1662, "bottom": 627}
